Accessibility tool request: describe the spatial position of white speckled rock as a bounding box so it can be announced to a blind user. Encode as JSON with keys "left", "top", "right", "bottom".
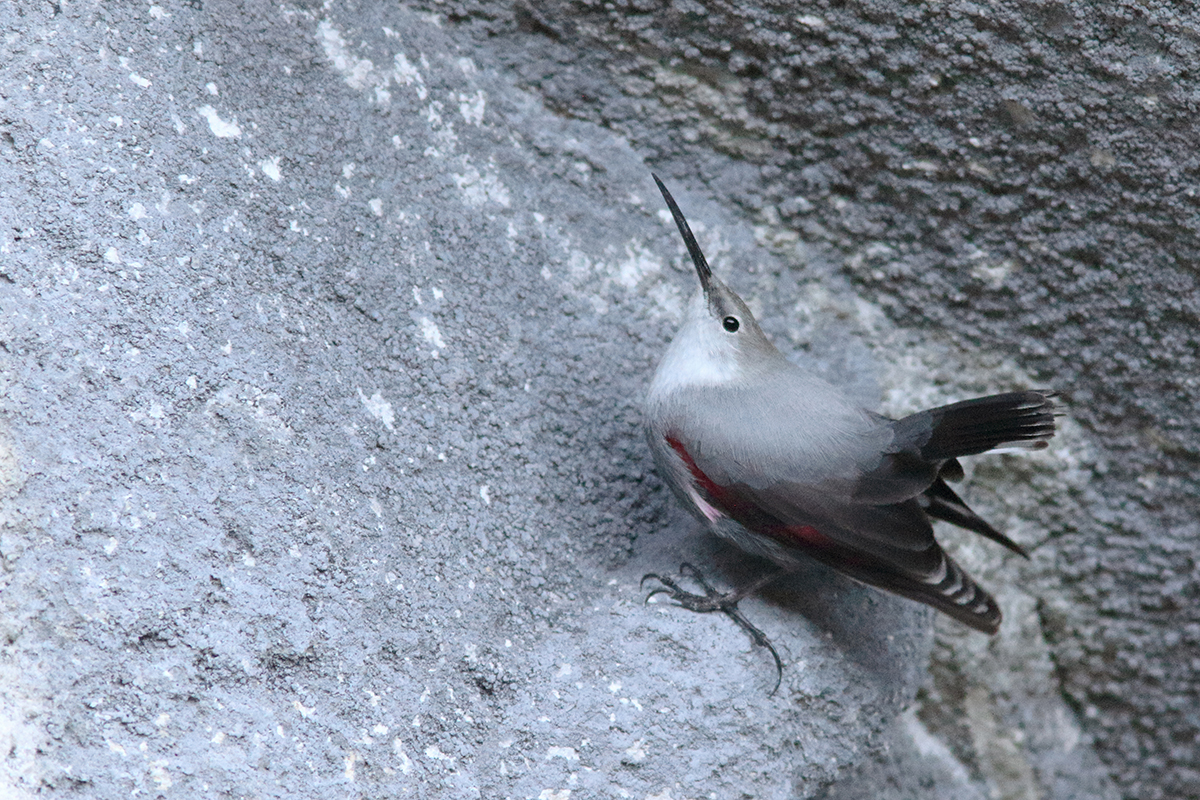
{"left": 4, "top": 1, "right": 1186, "bottom": 798}
{"left": 0, "top": 4, "right": 926, "bottom": 797}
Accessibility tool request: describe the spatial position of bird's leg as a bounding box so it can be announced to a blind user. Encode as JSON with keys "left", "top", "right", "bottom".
{"left": 641, "top": 562, "right": 789, "bottom": 694}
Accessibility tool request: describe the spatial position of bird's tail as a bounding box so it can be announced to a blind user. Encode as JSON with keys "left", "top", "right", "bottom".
{"left": 900, "top": 390, "right": 1058, "bottom": 462}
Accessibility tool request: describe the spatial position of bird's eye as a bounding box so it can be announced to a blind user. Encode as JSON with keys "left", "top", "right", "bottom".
{"left": 722, "top": 316, "right": 740, "bottom": 333}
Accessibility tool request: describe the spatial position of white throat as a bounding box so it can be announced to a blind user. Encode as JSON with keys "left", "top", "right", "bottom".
{"left": 649, "top": 301, "right": 740, "bottom": 398}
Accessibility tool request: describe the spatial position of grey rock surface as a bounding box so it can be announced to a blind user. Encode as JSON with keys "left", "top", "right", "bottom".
{"left": 432, "top": 2, "right": 1196, "bottom": 798}
{"left": 0, "top": 1, "right": 1192, "bottom": 799}
{"left": 1, "top": 2, "right": 925, "bottom": 798}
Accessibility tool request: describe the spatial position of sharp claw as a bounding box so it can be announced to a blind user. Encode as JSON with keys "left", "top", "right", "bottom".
{"left": 644, "top": 586, "right": 675, "bottom": 603}
{"left": 737, "top": 619, "right": 785, "bottom": 695}
{"left": 640, "top": 572, "right": 664, "bottom": 590}
{"left": 719, "top": 599, "right": 785, "bottom": 694}
{"left": 677, "top": 562, "right": 722, "bottom": 597}
{"left": 642, "top": 572, "right": 691, "bottom": 605}
{"left": 641, "top": 563, "right": 788, "bottom": 694}
{"left": 766, "top": 645, "right": 784, "bottom": 696}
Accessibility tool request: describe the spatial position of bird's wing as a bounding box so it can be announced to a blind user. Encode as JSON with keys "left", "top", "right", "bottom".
{"left": 741, "top": 474, "right": 942, "bottom": 567}
{"left": 920, "top": 475, "right": 1029, "bottom": 557}
{"left": 666, "top": 427, "right": 938, "bottom": 564}
{"left": 742, "top": 481, "right": 1002, "bottom": 634}
{"left": 667, "top": 433, "right": 1001, "bottom": 633}
{"left": 649, "top": 385, "right": 1051, "bottom": 635}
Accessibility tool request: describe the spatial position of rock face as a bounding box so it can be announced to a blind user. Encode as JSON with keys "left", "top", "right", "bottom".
{"left": 0, "top": 2, "right": 1192, "bottom": 799}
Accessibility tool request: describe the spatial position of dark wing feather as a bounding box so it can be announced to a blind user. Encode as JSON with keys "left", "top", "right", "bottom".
{"left": 837, "top": 546, "right": 1002, "bottom": 634}
{"left": 741, "top": 479, "right": 941, "bottom": 562}
{"left": 695, "top": 472, "right": 1002, "bottom": 634}
{"left": 920, "top": 476, "right": 1030, "bottom": 558}
{"left": 663, "top": 390, "right": 1057, "bottom": 634}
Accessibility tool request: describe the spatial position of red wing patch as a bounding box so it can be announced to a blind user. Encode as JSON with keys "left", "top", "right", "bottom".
{"left": 665, "top": 435, "right": 836, "bottom": 552}
{"left": 665, "top": 441, "right": 996, "bottom": 631}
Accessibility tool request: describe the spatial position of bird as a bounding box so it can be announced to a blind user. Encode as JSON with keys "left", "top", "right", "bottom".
{"left": 641, "top": 174, "right": 1057, "bottom": 686}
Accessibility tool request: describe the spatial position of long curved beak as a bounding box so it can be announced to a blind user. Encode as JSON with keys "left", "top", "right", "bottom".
{"left": 653, "top": 174, "right": 714, "bottom": 296}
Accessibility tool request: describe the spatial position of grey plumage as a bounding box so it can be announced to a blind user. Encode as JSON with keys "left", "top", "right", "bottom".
{"left": 646, "top": 175, "right": 1057, "bottom": 634}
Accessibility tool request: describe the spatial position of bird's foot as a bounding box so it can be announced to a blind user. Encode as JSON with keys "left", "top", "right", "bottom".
{"left": 641, "top": 562, "right": 783, "bottom": 694}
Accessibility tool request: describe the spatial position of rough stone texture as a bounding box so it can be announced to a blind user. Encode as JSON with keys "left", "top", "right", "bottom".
{"left": 0, "top": 1, "right": 1192, "bottom": 799}
{"left": 415, "top": 1, "right": 1196, "bottom": 798}
{"left": 1, "top": 2, "right": 926, "bottom": 798}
